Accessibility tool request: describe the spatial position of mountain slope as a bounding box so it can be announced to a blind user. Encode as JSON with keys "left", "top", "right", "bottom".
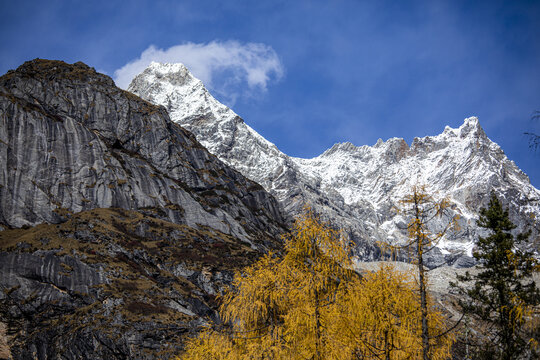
{"left": 0, "top": 59, "right": 288, "bottom": 359}
{"left": 127, "top": 62, "right": 293, "bottom": 198}
{"left": 129, "top": 62, "right": 540, "bottom": 266}
{"left": 1, "top": 208, "right": 263, "bottom": 359}
{"left": 0, "top": 59, "right": 284, "bottom": 244}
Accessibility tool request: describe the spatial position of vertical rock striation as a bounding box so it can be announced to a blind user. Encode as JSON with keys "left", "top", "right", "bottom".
{"left": 0, "top": 59, "right": 289, "bottom": 359}
{"left": 0, "top": 59, "right": 285, "bottom": 244}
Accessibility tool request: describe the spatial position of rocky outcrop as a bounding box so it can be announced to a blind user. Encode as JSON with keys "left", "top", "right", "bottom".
{"left": 0, "top": 59, "right": 285, "bottom": 245}
{"left": 0, "top": 59, "right": 289, "bottom": 359}
{"left": 130, "top": 62, "right": 540, "bottom": 266}
{"left": 0, "top": 208, "right": 264, "bottom": 359}
{"left": 0, "top": 321, "right": 9, "bottom": 360}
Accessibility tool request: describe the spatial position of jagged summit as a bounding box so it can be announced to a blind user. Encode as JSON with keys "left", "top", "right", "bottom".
{"left": 148, "top": 61, "right": 190, "bottom": 73}
{"left": 130, "top": 62, "right": 540, "bottom": 266}
{"left": 315, "top": 117, "right": 485, "bottom": 160}
{"left": 434, "top": 116, "right": 487, "bottom": 141}
{"left": 457, "top": 116, "right": 483, "bottom": 135}
{"left": 131, "top": 62, "right": 197, "bottom": 89}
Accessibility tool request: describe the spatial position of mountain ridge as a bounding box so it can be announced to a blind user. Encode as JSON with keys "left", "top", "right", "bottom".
{"left": 0, "top": 58, "right": 538, "bottom": 359}
{"left": 0, "top": 59, "right": 288, "bottom": 359}
{"left": 129, "top": 61, "right": 540, "bottom": 266}
{"left": 0, "top": 59, "right": 285, "bottom": 243}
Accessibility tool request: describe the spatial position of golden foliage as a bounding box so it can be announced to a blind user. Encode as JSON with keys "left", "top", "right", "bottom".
{"left": 398, "top": 185, "right": 460, "bottom": 256}
{"left": 394, "top": 185, "right": 459, "bottom": 360}
{"left": 181, "top": 208, "right": 454, "bottom": 359}
{"left": 326, "top": 264, "right": 453, "bottom": 359}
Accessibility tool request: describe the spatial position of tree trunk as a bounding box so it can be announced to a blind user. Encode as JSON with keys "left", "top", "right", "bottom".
{"left": 414, "top": 193, "right": 430, "bottom": 360}
{"left": 384, "top": 330, "right": 391, "bottom": 360}
{"left": 314, "top": 287, "right": 322, "bottom": 360}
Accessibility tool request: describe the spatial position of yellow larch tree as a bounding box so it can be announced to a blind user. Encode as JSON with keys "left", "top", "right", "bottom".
{"left": 279, "top": 209, "right": 353, "bottom": 359}
{"left": 181, "top": 208, "right": 352, "bottom": 359}
{"left": 180, "top": 207, "right": 455, "bottom": 359}
{"left": 396, "top": 185, "right": 459, "bottom": 360}
{"left": 326, "top": 264, "right": 454, "bottom": 360}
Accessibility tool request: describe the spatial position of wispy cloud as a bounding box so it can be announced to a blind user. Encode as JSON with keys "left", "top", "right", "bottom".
{"left": 113, "top": 40, "right": 284, "bottom": 104}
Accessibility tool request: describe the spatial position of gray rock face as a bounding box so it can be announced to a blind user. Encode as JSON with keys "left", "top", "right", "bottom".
{"left": 0, "top": 252, "right": 106, "bottom": 304}
{"left": 0, "top": 59, "right": 289, "bottom": 359}
{"left": 0, "top": 59, "right": 285, "bottom": 245}
{"left": 129, "top": 62, "right": 540, "bottom": 266}
{"left": 0, "top": 208, "right": 267, "bottom": 359}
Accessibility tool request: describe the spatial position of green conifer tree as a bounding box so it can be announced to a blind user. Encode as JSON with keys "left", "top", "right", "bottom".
{"left": 451, "top": 193, "right": 540, "bottom": 360}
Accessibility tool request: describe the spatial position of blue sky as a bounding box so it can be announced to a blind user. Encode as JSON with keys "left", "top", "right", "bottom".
{"left": 1, "top": 0, "right": 539, "bottom": 187}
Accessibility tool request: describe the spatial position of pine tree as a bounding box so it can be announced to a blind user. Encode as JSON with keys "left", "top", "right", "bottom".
{"left": 451, "top": 193, "right": 540, "bottom": 360}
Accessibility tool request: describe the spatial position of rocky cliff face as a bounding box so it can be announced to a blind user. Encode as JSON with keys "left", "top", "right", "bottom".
{"left": 0, "top": 59, "right": 288, "bottom": 359}
{"left": 0, "top": 59, "right": 285, "bottom": 243}
{"left": 129, "top": 62, "right": 540, "bottom": 267}
{"left": 0, "top": 208, "right": 263, "bottom": 359}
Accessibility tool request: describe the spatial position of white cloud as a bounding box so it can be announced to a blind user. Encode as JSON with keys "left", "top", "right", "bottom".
{"left": 113, "top": 40, "right": 284, "bottom": 104}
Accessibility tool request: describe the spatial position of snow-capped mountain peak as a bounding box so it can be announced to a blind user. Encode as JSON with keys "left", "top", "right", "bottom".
{"left": 129, "top": 62, "right": 289, "bottom": 191}
{"left": 439, "top": 116, "right": 487, "bottom": 142}
{"left": 129, "top": 62, "right": 540, "bottom": 267}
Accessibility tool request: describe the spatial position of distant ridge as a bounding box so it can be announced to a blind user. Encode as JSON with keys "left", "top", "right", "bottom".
{"left": 130, "top": 61, "right": 540, "bottom": 267}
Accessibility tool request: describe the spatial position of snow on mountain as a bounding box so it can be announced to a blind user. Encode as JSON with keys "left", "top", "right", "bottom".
{"left": 128, "top": 62, "right": 291, "bottom": 191}
{"left": 129, "top": 62, "right": 540, "bottom": 267}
